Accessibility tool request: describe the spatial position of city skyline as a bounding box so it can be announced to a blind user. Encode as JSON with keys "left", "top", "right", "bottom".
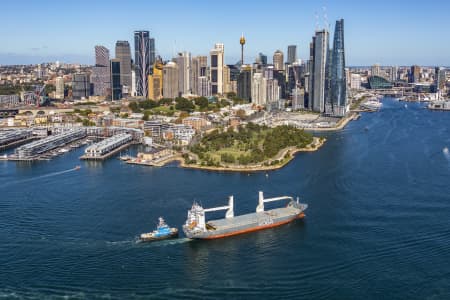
{"left": 1, "top": 0, "right": 449, "bottom": 66}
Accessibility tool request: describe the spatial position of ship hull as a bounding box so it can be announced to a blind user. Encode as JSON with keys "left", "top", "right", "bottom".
{"left": 201, "top": 212, "right": 305, "bottom": 239}
{"left": 184, "top": 206, "right": 306, "bottom": 240}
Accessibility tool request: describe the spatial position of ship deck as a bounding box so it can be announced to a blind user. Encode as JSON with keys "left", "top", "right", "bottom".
{"left": 207, "top": 207, "right": 300, "bottom": 231}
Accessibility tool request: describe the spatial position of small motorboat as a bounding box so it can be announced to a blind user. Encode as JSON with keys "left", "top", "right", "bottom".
{"left": 140, "top": 217, "right": 178, "bottom": 242}
{"left": 74, "top": 165, "right": 81, "bottom": 170}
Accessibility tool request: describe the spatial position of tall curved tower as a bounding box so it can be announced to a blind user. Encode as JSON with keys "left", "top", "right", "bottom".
{"left": 240, "top": 33, "right": 246, "bottom": 65}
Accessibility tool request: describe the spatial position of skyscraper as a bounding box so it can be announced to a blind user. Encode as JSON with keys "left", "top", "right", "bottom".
{"left": 435, "top": 67, "right": 446, "bottom": 91}
{"left": 110, "top": 59, "right": 122, "bottom": 100}
{"left": 328, "top": 19, "right": 347, "bottom": 117}
{"left": 256, "top": 53, "right": 268, "bottom": 66}
{"left": 72, "top": 73, "right": 90, "bottom": 100}
{"left": 310, "top": 29, "right": 329, "bottom": 113}
{"left": 410, "top": 65, "right": 421, "bottom": 83}
{"left": 91, "top": 45, "right": 110, "bottom": 97}
{"left": 191, "top": 56, "right": 207, "bottom": 96}
{"left": 287, "top": 45, "right": 297, "bottom": 64}
{"left": 163, "top": 62, "right": 179, "bottom": 99}
{"left": 148, "top": 62, "right": 163, "bottom": 100}
{"left": 210, "top": 43, "right": 225, "bottom": 95}
{"left": 175, "top": 52, "right": 192, "bottom": 96}
{"left": 252, "top": 73, "right": 264, "bottom": 106}
{"left": 115, "top": 41, "right": 132, "bottom": 94}
{"left": 55, "top": 77, "right": 65, "bottom": 100}
{"left": 237, "top": 65, "right": 252, "bottom": 101}
{"left": 273, "top": 50, "right": 284, "bottom": 71}
{"left": 134, "top": 30, "right": 151, "bottom": 97}
{"left": 223, "top": 65, "right": 231, "bottom": 94}
{"left": 149, "top": 38, "right": 156, "bottom": 67}
{"left": 371, "top": 64, "right": 381, "bottom": 77}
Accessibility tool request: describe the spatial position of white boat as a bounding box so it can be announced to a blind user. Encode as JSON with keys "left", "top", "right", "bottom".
{"left": 58, "top": 148, "right": 69, "bottom": 153}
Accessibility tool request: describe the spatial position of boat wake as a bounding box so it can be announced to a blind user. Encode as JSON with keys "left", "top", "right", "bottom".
{"left": 0, "top": 167, "right": 79, "bottom": 188}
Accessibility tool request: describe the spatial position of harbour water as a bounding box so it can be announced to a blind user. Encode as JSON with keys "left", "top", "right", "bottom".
{"left": 1, "top": 98, "right": 450, "bottom": 299}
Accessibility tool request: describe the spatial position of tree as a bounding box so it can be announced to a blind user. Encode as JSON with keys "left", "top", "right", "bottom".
{"left": 226, "top": 92, "right": 236, "bottom": 99}
{"left": 175, "top": 97, "right": 195, "bottom": 112}
{"left": 194, "top": 97, "right": 209, "bottom": 110}
{"left": 159, "top": 98, "right": 174, "bottom": 106}
{"left": 128, "top": 101, "right": 141, "bottom": 113}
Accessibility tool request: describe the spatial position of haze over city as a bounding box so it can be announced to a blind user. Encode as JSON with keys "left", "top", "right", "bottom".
{"left": 1, "top": 0, "right": 449, "bottom": 66}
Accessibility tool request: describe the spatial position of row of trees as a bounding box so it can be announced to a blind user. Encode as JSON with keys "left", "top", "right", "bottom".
{"left": 128, "top": 96, "right": 233, "bottom": 116}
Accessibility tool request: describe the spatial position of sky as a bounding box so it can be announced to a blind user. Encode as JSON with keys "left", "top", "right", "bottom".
{"left": 0, "top": 0, "right": 449, "bottom": 66}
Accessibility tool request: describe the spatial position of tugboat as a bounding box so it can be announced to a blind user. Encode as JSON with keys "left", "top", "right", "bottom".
{"left": 140, "top": 217, "right": 178, "bottom": 242}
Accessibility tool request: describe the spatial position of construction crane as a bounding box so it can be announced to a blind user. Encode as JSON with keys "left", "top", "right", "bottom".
{"left": 34, "top": 84, "right": 46, "bottom": 107}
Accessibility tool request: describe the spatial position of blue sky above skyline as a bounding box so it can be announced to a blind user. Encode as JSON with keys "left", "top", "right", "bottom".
{"left": 0, "top": 0, "right": 449, "bottom": 66}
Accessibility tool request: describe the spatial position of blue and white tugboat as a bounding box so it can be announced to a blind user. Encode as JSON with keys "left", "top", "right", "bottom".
{"left": 140, "top": 217, "right": 178, "bottom": 242}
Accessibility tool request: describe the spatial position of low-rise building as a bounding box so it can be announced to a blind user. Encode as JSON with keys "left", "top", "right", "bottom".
{"left": 182, "top": 116, "right": 210, "bottom": 131}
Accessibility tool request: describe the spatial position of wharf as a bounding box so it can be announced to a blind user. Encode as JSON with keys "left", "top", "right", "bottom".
{"left": 80, "top": 142, "right": 135, "bottom": 161}
{"left": 125, "top": 154, "right": 180, "bottom": 167}
{"left": 0, "top": 137, "right": 38, "bottom": 151}
{"left": 3, "top": 137, "right": 90, "bottom": 162}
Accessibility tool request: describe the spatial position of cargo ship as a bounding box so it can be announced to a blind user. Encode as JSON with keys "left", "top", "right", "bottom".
{"left": 183, "top": 191, "right": 307, "bottom": 239}
{"left": 140, "top": 217, "right": 178, "bottom": 242}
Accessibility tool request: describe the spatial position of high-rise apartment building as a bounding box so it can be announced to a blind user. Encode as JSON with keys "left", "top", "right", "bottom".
{"left": 191, "top": 56, "right": 208, "bottom": 96}
{"left": 287, "top": 45, "right": 297, "bottom": 64}
{"left": 210, "top": 43, "right": 224, "bottom": 95}
{"left": 410, "top": 65, "right": 421, "bottom": 83}
{"left": 273, "top": 50, "right": 284, "bottom": 71}
{"left": 252, "top": 73, "right": 265, "bottom": 106}
{"left": 198, "top": 76, "right": 211, "bottom": 97}
{"left": 435, "top": 67, "right": 446, "bottom": 91}
{"left": 134, "top": 30, "right": 151, "bottom": 97}
{"left": 292, "top": 87, "right": 305, "bottom": 110}
{"left": 371, "top": 64, "right": 381, "bottom": 77}
{"left": 163, "top": 62, "right": 179, "bottom": 99}
{"left": 223, "top": 65, "right": 231, "bottom": 94}
{"left": 91, "top": 45, "right": 110, "bottom": 97}
{"left": 350, "top": 73, "right": 362, "bottom": 90}
{"left": 55, "top": 77, "right": 65, "bottom": 100}
{"left": 115, "top": 41, "right": 132, "bottom": 94}
{"left": 72, "top": 73, "right": 90, "bottom": 100}
{"left": 390, "top": 66, "right": 398, "bottom": 82}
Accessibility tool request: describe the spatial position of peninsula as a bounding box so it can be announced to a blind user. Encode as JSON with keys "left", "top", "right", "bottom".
{"left": 128, "top": 123, "right": 326, "bottom": 172}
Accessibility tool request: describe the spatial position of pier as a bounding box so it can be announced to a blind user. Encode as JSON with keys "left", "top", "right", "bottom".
{"left": 0, "top": 129, "right": 36, "bottom": 151}
{"left": 80, "top": 133, "right": 135, "bottom": 161}
{"left": 11, "top": 129, "right": 86, "bottom": 161}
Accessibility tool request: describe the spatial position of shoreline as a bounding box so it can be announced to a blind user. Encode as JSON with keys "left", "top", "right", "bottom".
{"left": 130, "top": 137, "right": 326, "bottom": 173}
{"left": 126, "top": 112, "right": 359, "bottom": 173}
{"left": 303, "top": 112, "right": 356, "bottom": 132}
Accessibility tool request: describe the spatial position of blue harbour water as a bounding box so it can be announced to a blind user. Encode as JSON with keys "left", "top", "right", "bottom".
{"left": 1, "top": 98, "right": 450, "bottom": 299}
